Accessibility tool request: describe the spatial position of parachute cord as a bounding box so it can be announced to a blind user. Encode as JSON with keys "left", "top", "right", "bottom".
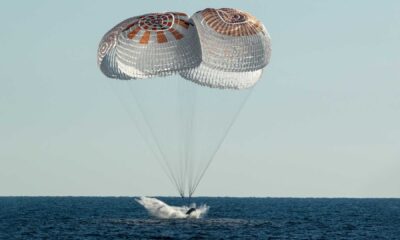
{"left": 178, "top": 80, "right": 187, "bottom": 197}
{"left": 186, "top": 87, "right": 197, "bottom": 199}
{"left": 106, "top": 80, "right": 179, "bottom": 192}
{"left": 128, "top": 83, "right": 184, "bottom": 196}
{"left": 189, "top": 88, "right": 254, "bottom": 197}
{"left": 179, "top": 80, "right": 197, "bottom": 198}
{"left": 179, "top": 189, "right": 185, "bottom": 199}
{"left": 126, "top": 82, "right": 184, "bottom": 196}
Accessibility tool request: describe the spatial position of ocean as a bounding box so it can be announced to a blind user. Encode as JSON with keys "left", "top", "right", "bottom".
{"left": 1, "top": 197, "right": 399, "bottom": 239}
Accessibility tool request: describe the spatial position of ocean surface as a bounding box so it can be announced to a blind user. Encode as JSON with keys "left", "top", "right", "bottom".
{"left": 1, "top": 197, "right": 400, "bottom": 239}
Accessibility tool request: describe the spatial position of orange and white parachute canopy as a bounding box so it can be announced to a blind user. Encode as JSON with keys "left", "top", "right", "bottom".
{"left": 180, "top": 8, "right": 271, "bottom": 89}
{"left": 97, "top": 12, "right": 202, "bottom": 79}
{"left": 98, "top": 9, "right": 271, "bottom": 88}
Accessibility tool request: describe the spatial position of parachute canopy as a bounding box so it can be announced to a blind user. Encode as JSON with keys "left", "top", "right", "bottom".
{"left": 180, "top": 8, "right": 271, "bottom": 89}
{"left": 98, "top": 12, "right": 201, "bottom": 79}
{"left": 98, "top": 8, "right": 271, "bottom": 198}
{"left": 98, "top": 8, "right": 271, "bottom": 89}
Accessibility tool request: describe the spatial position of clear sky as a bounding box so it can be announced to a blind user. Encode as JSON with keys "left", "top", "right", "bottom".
{"left": 0, "top": 0, "right": 399, "bottom": 197}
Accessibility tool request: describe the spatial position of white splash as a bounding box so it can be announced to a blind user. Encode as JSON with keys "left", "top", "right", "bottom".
{"left": 136, "top": 196, "right": 209, "bottom": 219}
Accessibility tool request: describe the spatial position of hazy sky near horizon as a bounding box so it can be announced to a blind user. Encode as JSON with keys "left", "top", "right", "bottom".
{"left": 1, "top": 0, "right": 399, "bottom": 197}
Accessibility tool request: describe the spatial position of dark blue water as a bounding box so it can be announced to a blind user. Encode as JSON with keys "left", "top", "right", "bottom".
{"left": 1, "top": 197, "right": 400, "bottom": 239}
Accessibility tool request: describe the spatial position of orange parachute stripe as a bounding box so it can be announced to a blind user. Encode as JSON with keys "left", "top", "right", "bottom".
{"left": 171, "top": 12, "right": 188, "bottom": 17}
{"left": 169, "top": 28, "right": 183, "bottom": 40}
{"left": 128, "top": 27, "right": 141, "bottom": 39}
{"left": 140, "top": 31, "right": 151, "bottom": 44}
{"left": 157, "top": 31, "right": 168, "bottom": 43}
{"left": 175, "top": 19, "right": 190, "bottom": 29}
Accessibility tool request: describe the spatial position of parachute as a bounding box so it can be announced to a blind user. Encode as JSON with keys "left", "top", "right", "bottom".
{"left": 180, "top": 8, "right": 271, "bottom": 89}
{"left": 97, "top": 8, "right": 271, "bottom": 198}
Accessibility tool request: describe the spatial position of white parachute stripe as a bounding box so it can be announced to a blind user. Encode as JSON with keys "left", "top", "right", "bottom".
{"left": 128, "top": 29, "right": 146, "bottom": 44}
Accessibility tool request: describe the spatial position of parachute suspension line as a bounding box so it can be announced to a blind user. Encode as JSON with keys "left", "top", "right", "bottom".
{"left": 107, "top": 80, "right": 180, "bottom": 194}
{"left": 126, "top": 82, "right": 185, "bottom": 198}
{"left": 188, "top": 84, "right": 199, "bottom": 199}
{"left": 177, "top": 81, "right": 184, "bottom": 197}
{"left": 179, "top": 80, "right": 198, "bottom": 198}
{"left": 127, "top": 82, "right": 185, "bottom": 197}
{"left": 187, "top": 85, "right": 197, "bottom": 198}
{"left": 176, "top": 79, "right": 196, "bottom": 198}
{"left": 178, "top": 79, "right": 187, "bottom": 198}
{"left": 188, "top": 88, "right": 254, "bottom": 197}
{"left": 176, "top": 80, "right": 186, "bottom": 198}
{"left": 106, "top": 80, "right": 179, "bottom": 191}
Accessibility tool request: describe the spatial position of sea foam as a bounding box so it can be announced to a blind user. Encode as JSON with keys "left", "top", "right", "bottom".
{"left": 136, "top": 196, "right": 209, "bottom": 219}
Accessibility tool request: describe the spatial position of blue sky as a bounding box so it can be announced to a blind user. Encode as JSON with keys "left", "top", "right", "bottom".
{"left": 0, "top": 0, "right": 399, "bottom": 197}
